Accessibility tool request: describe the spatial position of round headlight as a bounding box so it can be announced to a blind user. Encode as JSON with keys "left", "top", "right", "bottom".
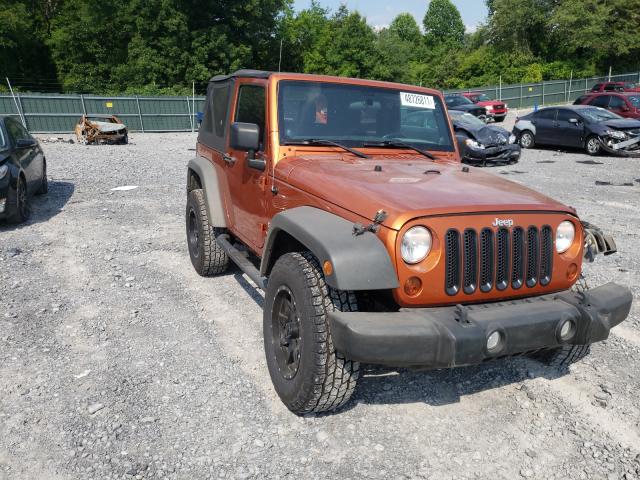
{"left": 556, "top": 221, "right": 575, "bottom": 253}
{"left": 401, "top": 226, "right": 432, "bottom": 264}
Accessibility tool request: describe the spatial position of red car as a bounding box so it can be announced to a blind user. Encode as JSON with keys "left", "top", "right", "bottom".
{"left": 590, "top": 82, "right": 640, "bottom": 93}
{"left": 462, "top": 92, "right": 508, "bottom": 122}
{"left": 574, "top": 92, "right": 640, "bottom": 119}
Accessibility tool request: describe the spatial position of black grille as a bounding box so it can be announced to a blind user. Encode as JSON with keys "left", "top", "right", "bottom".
{"left": 445, "top": 230, "right": 461, "bottom": 296}
{"left": 445, "top": 225, "right": 553, "bottom": 296}
{"left": 526, "top": 226, "right": 539, "bottom": 288}
{"left": 463, "top": 229, "right": 478, "bottom": 294}
{"left": 540, "top": 226, "right": 553, "bottom": 286}
{"left": 512, "top": 227, "right": 524, "bottom": 289}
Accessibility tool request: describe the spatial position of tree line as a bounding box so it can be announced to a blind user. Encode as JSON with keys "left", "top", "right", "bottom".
{"left": 1, "top": 0, "right": 639, "bottom": 95}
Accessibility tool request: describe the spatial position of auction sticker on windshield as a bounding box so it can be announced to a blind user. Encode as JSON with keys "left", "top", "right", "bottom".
{"left": 400, "top": 92, "right": 435, "bottom": 109}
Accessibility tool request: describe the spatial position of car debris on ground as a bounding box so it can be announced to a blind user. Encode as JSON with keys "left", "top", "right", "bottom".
{"left": 74, "top": 115, "right": 128, "bottom": 145}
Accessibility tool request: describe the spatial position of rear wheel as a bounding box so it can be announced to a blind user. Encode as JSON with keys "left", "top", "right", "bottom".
{"left": 519, "top": 130, "right": 535, "bottom": 149}
{"left": 586, "top": 135, "right": 602, "bottom": 156}
{"left": 185, "top": 188, "right": 229, "bottom": 276}
{"left": 7, "top": 176, "right": 30, "bottom": 224}
{"left": 264, "top": 252, "right": 360, "bottom": 415}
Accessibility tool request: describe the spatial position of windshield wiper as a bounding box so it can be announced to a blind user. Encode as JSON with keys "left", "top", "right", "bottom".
{"left": 363, "top": 140, "right": 436, "bottom": 160}
{"left": 283, "top": 139, "right": 370, "bottom": 159}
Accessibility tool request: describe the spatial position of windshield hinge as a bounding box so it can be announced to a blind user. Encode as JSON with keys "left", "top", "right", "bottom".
{"left": 353, "top": 210, "right": 388, "bottom": 236}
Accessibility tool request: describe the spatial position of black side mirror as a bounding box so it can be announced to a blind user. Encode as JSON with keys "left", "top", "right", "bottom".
{"left": 230, "top": 122, "right": 265, "bottom": 171}
{"left": 16, "top": 138, "right": 36, "bottom": 148}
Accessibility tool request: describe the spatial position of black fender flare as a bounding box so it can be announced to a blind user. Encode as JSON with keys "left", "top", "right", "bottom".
{"left": 260, "top": 206, "right": 399, "bottom": 291}
{"left": 187, "top": 156, "right": 227, "bottom": 227}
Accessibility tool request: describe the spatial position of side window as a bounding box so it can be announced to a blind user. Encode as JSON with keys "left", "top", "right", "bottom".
{"left": 536, "top": 109, "right": 556, "bottom": 120}
{"left": 5, "top": 119, "right": 25, "bottom": 144}
{"left": 234, "top": 85, "right": 266, "bottom": 146}
{"left": 608, "top": 96, "right": 625, "bottom": 109}
{"left": 590, "top": 95, "right": 610, "bottom": 108}
{"left": 199, "top": 81, "right": 231, "bottom": 151}
{"left": 591, "top": 84, "right": 601, "bottom": 92}
{"left": 557, "top": 110, "right": 577, "bottom": 122}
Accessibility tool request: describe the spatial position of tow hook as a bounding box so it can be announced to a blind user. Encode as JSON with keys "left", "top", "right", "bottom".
{"left": 582, "top": 221, "right": 617, "bottom": 262}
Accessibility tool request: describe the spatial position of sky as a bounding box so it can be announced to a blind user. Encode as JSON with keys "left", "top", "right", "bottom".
{"left": 293, "top": 0, "right": 488, "bottom": 32}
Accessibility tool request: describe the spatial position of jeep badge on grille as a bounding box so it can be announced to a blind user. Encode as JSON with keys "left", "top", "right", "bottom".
{"left": 492, "top": 218, "right": 514, "bottom": 227}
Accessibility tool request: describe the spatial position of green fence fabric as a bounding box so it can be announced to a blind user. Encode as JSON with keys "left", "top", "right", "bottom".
{"left": 2, "top": 71, "right": 640, "bottom": 133}
{"left": 0, "top": 93, "right": 206, "bottom": 133}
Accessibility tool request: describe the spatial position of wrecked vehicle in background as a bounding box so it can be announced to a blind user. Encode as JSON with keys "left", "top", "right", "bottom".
{"left": 449, "top": 110, "right": 520, "bottom": 166}
{"left": 513, "top": 106, "right": 640, "bottom": 156}
{"left": 75, "top": 115, "right": 128, "bottom": 145}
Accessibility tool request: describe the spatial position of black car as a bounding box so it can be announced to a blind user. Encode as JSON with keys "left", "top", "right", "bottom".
{"left": 444, "top": 94, "right": 488, "bottom": 119}
{"left": 449, "top": 110, "right": 521, "bottom": 166}
{"left": 513, "top": 106, "right": 640, "bottom": 156}
{"left": 0, "top": 116, "right": 47, "bottom": 224}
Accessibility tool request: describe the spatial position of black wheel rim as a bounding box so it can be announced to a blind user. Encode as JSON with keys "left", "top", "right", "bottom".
{"left": 272, "top": 286, "right": 302, "bottom": 380}
{"left": 187, "top": 207, "right": 199, "bottom": 258}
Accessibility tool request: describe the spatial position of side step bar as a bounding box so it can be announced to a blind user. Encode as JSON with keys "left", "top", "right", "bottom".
{"left": 216, "top": 234, "right": 267, "bottom": 290}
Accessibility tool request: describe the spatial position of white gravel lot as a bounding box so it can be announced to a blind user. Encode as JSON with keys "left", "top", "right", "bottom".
{"left": 1, "top": 128, "right": 639, "bottom": 480}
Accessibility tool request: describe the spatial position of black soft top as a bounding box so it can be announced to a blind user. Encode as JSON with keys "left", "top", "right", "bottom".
{"left": 209, "top": 70, "right": 272, "bottom": 83}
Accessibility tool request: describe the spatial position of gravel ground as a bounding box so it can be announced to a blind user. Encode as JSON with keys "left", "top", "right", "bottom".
{"left": 1, "top": 125, "right": 639, "bottom": 480}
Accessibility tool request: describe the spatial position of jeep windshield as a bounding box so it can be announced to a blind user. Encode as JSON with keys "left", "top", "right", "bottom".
{"left": 278, "top": 80, "right": 455, "bottom": 153}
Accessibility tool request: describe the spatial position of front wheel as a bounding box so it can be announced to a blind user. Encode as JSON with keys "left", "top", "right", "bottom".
{"left": 36, "top": 160, "right": 48, "bottom": 195}
{"left": 519, "top": 130, "right": 535, "bottom": 149}
{"left": 264, "top": 252, "right": 360, "bottom": 415}
{"left": 7, "top": 176, "right": 30, "bottom": 224}
{"left": 185, "top": 189, "right": 229, "bottom": 276}
{"left": 585, "top": 135, "right": 602, "bottom": 156}
{"left": 532, "top": 344, "right": 591, "bottom": 370}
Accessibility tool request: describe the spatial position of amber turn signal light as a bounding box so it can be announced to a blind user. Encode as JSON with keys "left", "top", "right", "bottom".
{"left": 323, "top": 260, "right": 333, "bottom": 276}
{"left": 404, "top": 276, "right": 423, "bottom": 297}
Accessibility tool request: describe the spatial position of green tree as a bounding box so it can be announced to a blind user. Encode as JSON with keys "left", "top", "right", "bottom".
{"left": 389, "top": 13, "right": 422, "bottom": 44}
{"left": 423, "top": 0, "right": 465, "bottom": 47}
{"left": 305, "top": 8, "right": 379, "bottom": 79}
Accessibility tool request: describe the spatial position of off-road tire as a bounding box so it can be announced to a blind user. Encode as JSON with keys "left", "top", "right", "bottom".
{"left": 7, "top": 176, "right": 30, "bottom": 224}
{"left": 585, "top": 135, "right": 602, "bottom": 156}
{"left": 264, "top": 252, "right": 360, "bottom": 415}
{"left": 533, "top": 275, "right": 591, "bottom": 369}
{"left": 519, "top": 130, "right": 535, "bottom": 149}
{"left": 185, "top": 188, "right": 229, "bottom": 276}
{"left": 533, "top": 344, "right": 591, "bottom": 370}
{"left": 36, "top": 160, "right": 48, "bottom": 195}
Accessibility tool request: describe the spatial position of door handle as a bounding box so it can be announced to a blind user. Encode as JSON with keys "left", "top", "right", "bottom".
{"left": 223, "top": 154, "right": 235, "bottom": 166}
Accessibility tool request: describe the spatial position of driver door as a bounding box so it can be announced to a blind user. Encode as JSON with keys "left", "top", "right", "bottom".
{"left": 555, "top": 109, "right": 584, "bottom": 148}
{"left": 225, "top": 80, "right": 270, "bottom": 252}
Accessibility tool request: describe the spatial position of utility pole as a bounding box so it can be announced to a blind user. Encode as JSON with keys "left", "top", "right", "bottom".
{"left": 278, "top": 39, "right": 283, "bottom": 72}
{"left": 6, "top": 78, "right": 26, "bottom": 127}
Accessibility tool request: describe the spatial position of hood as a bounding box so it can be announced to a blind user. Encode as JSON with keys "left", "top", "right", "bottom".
{"left": 278, "top": 154, "right": 573, "bottom": 229}
{"left": 451, "top": 105, "right": 484, "bottom": 114}
{"left": 601, "top": 118, "right": 640, "bottom": 130}
{"left": 459, "top": 124, "right": 510, "bottom": 146}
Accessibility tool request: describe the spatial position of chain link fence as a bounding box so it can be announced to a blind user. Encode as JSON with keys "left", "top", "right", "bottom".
{"left": 446, "top": 71, "right": 640, "bottom": 110}
{"left": 0, "top": 93, "right": 206, "bottom": 133}
{"left": 2, "top": 71, "right": 640, "bottom": 133}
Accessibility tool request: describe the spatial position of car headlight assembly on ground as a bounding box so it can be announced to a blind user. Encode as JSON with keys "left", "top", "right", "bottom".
{"left": 401, "top": 226, "right": 432, "bottom": 264}
{"left": 465, "top": 138, "right": 485, "bottom": 150}
{"left": 605, "top": 130, "right": 627, "bottom": 140}
{"left": 556, "top": 221, "right": 576, "bottom": 253}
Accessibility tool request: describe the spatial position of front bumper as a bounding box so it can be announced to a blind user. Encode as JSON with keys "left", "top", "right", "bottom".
{"left": 329, "top": 283, "right": 631, "bottom": 368}
{"left": 464, "top": 143, "right": 521, "bottom": 165}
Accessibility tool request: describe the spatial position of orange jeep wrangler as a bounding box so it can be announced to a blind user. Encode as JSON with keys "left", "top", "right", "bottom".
{"left": 186, "top": 70, "right": 632, "bottom": 415}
